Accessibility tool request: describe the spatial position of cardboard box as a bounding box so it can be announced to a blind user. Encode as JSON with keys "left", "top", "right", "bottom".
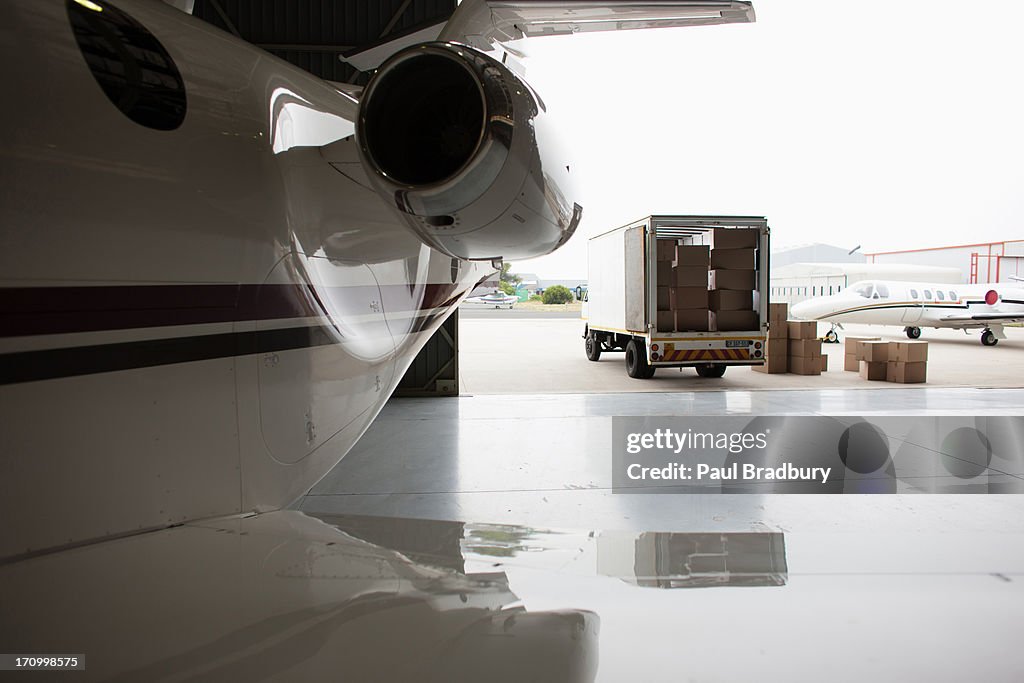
{"left": 768, "top": 303, "right": 789, "bottom": 324}
{"left": 657, "top": 287, "right": 671, "bottom": 311}
{"left": 673, "top": 266, "right": 708, "bottom": 287}
{"left": 889, "top": 341, "right": 929, "bottom": 363}
{"left": 767, "top": 324, "right": 789, "bottom": 341}
{"left": 860, "top": 341, "right": 891, "bottom": 363}
{"left": 788, "top": 339, "right": 822, "bottom": 358}
{"left": 709, "top": 310, "right": 758, "bottom": 332}
{"left": 843, "top": 354, "right": 859, "bottom": 372}
{"left": 789, "top": 355, "right": 822, "bottom": 376}
{"left": 674, "top": 245, "right": 710, "bottom": 267}
{"left": 657, "top": 240, "right": 676, "bottom": 261}
{"left": 656, "top": 264, "right": 672, "bottom": 287}
{"left": 859, "top": 360, "right": 887, "bottom": 381}
{"left": 752, "top": 351, "right": 788, "bottom": 374}
{"left": 709, "top": 227, "right": 759, "bottom": 250}
{"left": 710, "top": 248, "right": 755, "bottom": 270}
{"left": 709, "top": 269, "right": 756, "bottom": 291}
{"left": 675, "top": 309, "right": 710, "bottom": 331}
{"left": 787, "top": 320, "right": 818, "bottom": 339}
{"left": 886, "top": 361, "right": 927, "bottom": 384}
{"left": 657, "top": 310, "right": 675, "bottom": 332}
{"left": 709, "top": 289, "right": 753, "bottom": 311}
{"left": 820, "top": 354, "right": 829, "bottom": 372}
{"left": 669, "top": 287, "right": 709, "bottom": 310}
{"left": 844, "top": 336, "right": 880, "bottom": 360}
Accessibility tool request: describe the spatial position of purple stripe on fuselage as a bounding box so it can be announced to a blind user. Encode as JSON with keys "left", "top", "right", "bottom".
{"left": 0, "top": 283, "right": 463, "bottom": 338}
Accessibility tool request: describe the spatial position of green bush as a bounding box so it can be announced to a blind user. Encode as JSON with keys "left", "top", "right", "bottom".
{"left": 529, "top": 294, "right": 543, "bottom": 302}
{"left": 498, "top": 281, "right": 516, "bottom": 296}
{"left": 541, "top": 285, "right": 573, "bottom": 304}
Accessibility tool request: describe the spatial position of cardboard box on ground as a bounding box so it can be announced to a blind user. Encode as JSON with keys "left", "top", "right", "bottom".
{"left": 843, "top": 336, "right": 880, "bottom": 372}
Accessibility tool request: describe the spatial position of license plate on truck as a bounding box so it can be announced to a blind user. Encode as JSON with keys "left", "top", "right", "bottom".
{"left": 726, "top": 340, "right": 750, "bottom": 348}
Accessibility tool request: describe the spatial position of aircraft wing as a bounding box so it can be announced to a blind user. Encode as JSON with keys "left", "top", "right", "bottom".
{"left": 940, "top": 314, "right": 1024, "bottom": 324}
{"left": 343, "top": 0, "right": 755, "bottom": 69}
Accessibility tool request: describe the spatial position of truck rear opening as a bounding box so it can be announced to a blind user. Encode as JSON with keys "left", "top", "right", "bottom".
{"left": 581, "top": 216, "right": 769, "bottom": 379}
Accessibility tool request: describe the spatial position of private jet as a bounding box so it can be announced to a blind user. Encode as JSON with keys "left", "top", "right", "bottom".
{"left": 790, "top": 280, "right": 1024, "bottom": 346}
{"left": 0, "top": 0, "right": 756, "bottom": 678}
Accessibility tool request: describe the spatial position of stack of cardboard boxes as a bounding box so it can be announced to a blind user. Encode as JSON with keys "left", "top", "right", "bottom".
{"left": 754, "top": 303, "right": 790, "bottom": 373}
{"left": 843, "top": 336, "right": 881, "bottom": 372}
{"left": 655, "top": 240, "right": 710, "bottom": 332}
{"left": 853, "top": 340, "right": 928, "bottom": 383}
{"left": 786, "top": 320, "right": 821, "bottom": 375}
{"left": 857, "top": 341, "right": 890, "bottom": 380}
{"left": 707, "top": 228, "right": 758, "bottom": 332}
{"left": 887, "top": 341, "right": 928, "bottom": 382}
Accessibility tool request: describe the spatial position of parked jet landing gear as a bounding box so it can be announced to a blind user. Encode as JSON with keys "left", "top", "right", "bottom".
{"left": 982, "top": 329, "right": 999, "bottom": 346}
{"left": 823, "top": 327, "right": 839, "bottom": 343}
{"left": 904, "top": 326, "right": 922, "bottom": 339}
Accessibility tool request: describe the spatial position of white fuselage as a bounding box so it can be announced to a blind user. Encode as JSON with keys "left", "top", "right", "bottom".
{"left": 0, "top": 1, "right": 506, "bottom": 560}
{"left": 790, "top": 280, "right": 1024, "bottom": 331}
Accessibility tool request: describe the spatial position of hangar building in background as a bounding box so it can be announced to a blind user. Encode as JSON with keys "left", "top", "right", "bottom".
{"left": 866, "top": 239, "right": 1024, "bottom": 284}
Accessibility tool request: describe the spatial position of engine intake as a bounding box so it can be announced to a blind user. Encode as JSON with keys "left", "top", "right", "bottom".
{"left": 356, "top": 42, "right": 581, "bottom": 261}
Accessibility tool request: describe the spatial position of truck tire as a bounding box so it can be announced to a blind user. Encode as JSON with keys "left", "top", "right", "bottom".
{"left": 625, "top": 339, "right": 652, "bottom": 379}
{"left": 585, "top": 333, "right": 601, "bottom": 361}
{"left": 695, "top": 364, "right": 727, "bottom": 378}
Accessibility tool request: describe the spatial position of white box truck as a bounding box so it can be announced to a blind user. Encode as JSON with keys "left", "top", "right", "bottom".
{"left": 581, "top": 215, "right": 769, "bottom": 378}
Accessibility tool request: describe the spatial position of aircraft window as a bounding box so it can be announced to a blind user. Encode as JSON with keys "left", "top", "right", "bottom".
{"left": 67, "top": 0, "right": 187, "bottom": 130}
{"left": 853, "top": 283, "right": 873, "bottom": 298}
{"left": 937, "top": 290, "right": 945, "bottom": 301}
{"left": 910, "top": 289, "right": 919, "bottom": 298}
{"left": 875, "top": 284, "right": 889, "bottom": 298}
{"left": 924, "top": 289, "right": 932, "bottom": 299}
{"left": 949, "top": 290, "right": 958, "bottom": 300}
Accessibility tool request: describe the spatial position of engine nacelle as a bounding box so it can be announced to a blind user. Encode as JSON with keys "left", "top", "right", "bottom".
{"left": 356, "top": 42, "right": 581, "bottom": 261}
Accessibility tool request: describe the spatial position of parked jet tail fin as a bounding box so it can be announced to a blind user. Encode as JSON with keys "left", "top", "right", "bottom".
{"left": 443, "top": 0, "right": 755, "bottom": 49}
{"left": 345, "top": 1, "right": 754, "bottom": 70}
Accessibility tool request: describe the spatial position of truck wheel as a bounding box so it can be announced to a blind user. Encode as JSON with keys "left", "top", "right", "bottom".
{"left": 585, "top": 333, "right": 602, "bottom": 361}
{"left": 625, "top": 339, "right": 652, "bottom": 379}
{"left": 695, "top": 364, "right": 727, "bottom": 378}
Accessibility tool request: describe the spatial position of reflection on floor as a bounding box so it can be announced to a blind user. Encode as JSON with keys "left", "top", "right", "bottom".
{"left": 290, "top": 388, "right": 1024, "bottom": 680}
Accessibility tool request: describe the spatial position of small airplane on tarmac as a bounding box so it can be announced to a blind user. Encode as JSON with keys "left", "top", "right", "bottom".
{"left": 464, "top": 291, "right": 519, "bottom": 309}
{"left": 789, "top": 280, "right": 1024, "bottom": 346}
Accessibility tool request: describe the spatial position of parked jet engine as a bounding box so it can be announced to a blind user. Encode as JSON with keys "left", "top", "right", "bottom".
{"left": 356, "top": 42, "right": 581, "bottom": 261}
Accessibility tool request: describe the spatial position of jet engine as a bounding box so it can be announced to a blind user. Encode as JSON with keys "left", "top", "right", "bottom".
{"left": 356, "top": 42, "right": 581, "bottom": 261}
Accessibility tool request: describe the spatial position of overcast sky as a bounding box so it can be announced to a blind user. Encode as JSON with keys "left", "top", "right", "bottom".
{"left": 511, "top": 0, "right": 1024, "bottom": 279}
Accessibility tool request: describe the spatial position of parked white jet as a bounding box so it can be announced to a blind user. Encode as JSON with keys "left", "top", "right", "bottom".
{"left": 790, "top": 280, "right": 1024, "bottom": 346}
{"left": 464, "top": 291, "right": 518, "bottom": 308}
{"left": 0, "top": 0, "right": 755, "bottom": 677}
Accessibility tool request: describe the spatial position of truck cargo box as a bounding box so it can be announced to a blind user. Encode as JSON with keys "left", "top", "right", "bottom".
{"left": 583, "top": 216, "right": 769, "bottom": 378}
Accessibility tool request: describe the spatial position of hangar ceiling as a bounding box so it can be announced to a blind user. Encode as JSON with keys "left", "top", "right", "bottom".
{"left": 191, "top": 0, "right": 457, "bottom": 84}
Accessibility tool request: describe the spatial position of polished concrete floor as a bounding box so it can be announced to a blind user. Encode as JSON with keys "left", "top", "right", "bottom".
{"left": 299, "top": 388, "right": 1024, "bottom": 530}
{"left": 294, "top": 387, "right": 1024, "bottom": 681}
{"left": 458, "top": 318, "right": 1024, "bottom": 393}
